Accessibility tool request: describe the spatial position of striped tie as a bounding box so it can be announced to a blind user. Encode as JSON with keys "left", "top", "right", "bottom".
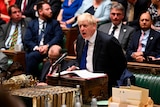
{"left": 9, "top": 24, "right": 18, "bottom": 50}
{"left": 137, "top": 31, "right": 145, "bottom": 52}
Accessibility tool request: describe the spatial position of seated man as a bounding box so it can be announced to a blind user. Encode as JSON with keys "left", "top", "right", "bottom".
{"left": 24, "top": 1, "right": 63, "bottom": 79}
{"left": 0, "top": 4, "right": 31, "bottom": 50}
{"left": 68, "top": 13, "right": 127, "bottom": 97}
{"left": 99, "top": 2, "right": 135, "bottom": 53}
{"left": 39, "top": 45, "right": 62, "bottom": 82}
{"left": 116, "top": 0, "right": 150, "bottom": 30}
{"left": 126, "top": 11, "right": 160, "bottom": 62}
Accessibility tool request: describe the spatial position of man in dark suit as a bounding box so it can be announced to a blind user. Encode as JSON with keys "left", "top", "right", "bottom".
{"left": 15, "top": 0, "right": 37, "bottom": 19}
{"left": 99, "top": 2, "right": 135, "bottom": 52}
{"left": 39, "top": 45, "right": 62, "bottom": 82}
{"left": 68, "top": 13, "right": 127, "bottom": 97}
{"left": 116, "top": 0, "right": 151, "bottom": 29}
{"left": 24, "top": 1, "right": 63, "bottom": 78}
{"left": 0, "top": 4, "right": 31, "bottom": 50}
{"left": 126, "top": 12, "right": 160, "bottom": 62}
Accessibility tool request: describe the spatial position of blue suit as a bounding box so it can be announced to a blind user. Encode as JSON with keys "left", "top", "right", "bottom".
{"left": 24, "top": 18, "right": 63, "bottom": 78}
{"left": 126, "top": 29, "right": 160, "bottom": 61}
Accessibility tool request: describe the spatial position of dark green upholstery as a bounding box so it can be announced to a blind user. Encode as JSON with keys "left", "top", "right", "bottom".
{"left": 134, "top": 73, "right": 160, "bottom": 104}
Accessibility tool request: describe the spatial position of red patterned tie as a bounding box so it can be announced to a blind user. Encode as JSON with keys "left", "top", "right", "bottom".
{"left": 47, "top": 65, "right": 59, "bottom": 76}
{"left": 9, "top": 24, "right": 18, "bottom": 50}
{"left": 137, "top": 31, "right": 145, "bottom": 52}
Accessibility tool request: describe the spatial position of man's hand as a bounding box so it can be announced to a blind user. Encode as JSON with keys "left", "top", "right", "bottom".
{"left": 135, "top": 56, "right": 145, "bottom": 62}
{"left": 67, "top": 65, "right": 79, "bottom": 71}
{"left": 131, "top": 52, "right": 143, "bottom": 59}
{"left": 131, "top": 52, "right": 145, "bottom": 62}
{"left": 39, "top": 45, "right": 49, "bottom": 54}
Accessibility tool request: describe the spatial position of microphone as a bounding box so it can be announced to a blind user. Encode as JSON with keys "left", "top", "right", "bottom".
{"left": 48, "top": 52, "right": 68, "bottom": 75}
{"left": 51, "top": 52, "right": 68, "bottom": 67}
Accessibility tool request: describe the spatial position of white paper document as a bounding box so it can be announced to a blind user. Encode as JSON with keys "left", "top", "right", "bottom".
{"left": 59, "top": 70, "right": 107, "bottom": 79}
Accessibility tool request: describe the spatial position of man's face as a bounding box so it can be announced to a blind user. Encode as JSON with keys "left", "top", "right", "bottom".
{"left": 139, "top": 12, "right": 152, "bottom": 31}
{"left": 10, "top": 7, "right": 22, "bottom": 23}
{"left": 48, "top": 51, "right": 60, "bottom": 64}
{"left": 110, "top": 8, "right": 124, "bottom": 25}
{"left": 39, "top": 4, "right": 52, "bottom": 20}
{"left": 78, "top": 20, "right": 96, "bottom": 40}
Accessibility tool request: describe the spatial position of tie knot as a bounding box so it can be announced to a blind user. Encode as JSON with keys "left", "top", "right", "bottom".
{"left": 86, "top": 40, "right": 89, "bottom": 44}
{"left": 16, "top": 24, "right": 18, "bottom": 27}
{"left": 113, "top": 25, "right": 118, "bottom": 30}
{"left": 141, "top": 31, "right": 145, "bottom": 35}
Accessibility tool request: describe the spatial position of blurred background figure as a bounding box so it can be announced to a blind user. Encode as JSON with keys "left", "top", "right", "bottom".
{"left": 66, "top": 0, "right": 111, "bottom": 27}
{"left": 15, "top": 0, "right": 37, "bottom": 19}
{"left": 0, "top": 87, "right": 25, "bottom": 107}
{"left": 148, "top": 0, "right": 160, "bottom": 32}
{"left": 57, "top": 0, "right": 83, "bottom": 28}
{"left": 0, "top": 0, "right": 16, "bottom": 23}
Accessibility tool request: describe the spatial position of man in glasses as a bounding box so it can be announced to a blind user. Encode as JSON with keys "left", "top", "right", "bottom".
{"left": 39, "top": 45, "right": 62, "bottom": 82}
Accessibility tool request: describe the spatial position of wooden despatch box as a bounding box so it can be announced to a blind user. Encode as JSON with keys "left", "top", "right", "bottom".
{"left": 47, "top": 75, "right": 108, "bottom": 103}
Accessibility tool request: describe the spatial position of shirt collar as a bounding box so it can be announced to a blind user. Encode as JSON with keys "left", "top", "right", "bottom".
{"left": 141, "top": 29, "right": 150, "bottom": 35}
{"left": 38, "top": 18, "right": 44, "bottom": 24}
{"left": 111, "top": 22, "right": 122, "bottom": 29}
{"left": 87, "top": 30, "right": 97, "bottom": 44}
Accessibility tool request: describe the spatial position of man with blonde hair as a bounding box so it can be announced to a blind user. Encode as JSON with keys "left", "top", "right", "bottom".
{"left": 68, "top": 13, "right": 127, "bottom": 97}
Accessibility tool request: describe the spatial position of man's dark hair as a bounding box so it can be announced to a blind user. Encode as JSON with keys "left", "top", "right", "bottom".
{"left": 8, "top": 4, "right": 21, "bottom": 16}
{"left": 37, "top": 1, "right": 50, "bottom": 12}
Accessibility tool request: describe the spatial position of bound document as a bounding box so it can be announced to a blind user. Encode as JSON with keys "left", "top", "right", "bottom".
{"left": 53, "top": 70, "right": 107, "bottom": 79}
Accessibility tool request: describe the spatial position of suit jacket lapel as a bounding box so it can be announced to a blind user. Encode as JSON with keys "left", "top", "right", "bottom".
{"left": 135, "top": 31, "right": 141, "bottom": 49}
{"left": 34, "top": 20, "right": 40, "bottom": 42}
{"left": 146, "top": 30, "right": 154, "bottom": 49}
{"left": 5, "top": 22, "right": 12, "bottom": 41}
{"left": 20, "top": 19, "right": 26, "bottom": 39}
{"left": 93, "top": 31, "right": 101, "bottom": 70}
{"left": 106, "top": 23, "right": 111, "bottom": 33}
{"left": 79, "top": 39, "right": 85, "bottom": 57}
{"left": 44, "top": 21, "right": 49, "bottom": 36}
{"left": 118, "top": 25, "right": 126, "bottom": 44}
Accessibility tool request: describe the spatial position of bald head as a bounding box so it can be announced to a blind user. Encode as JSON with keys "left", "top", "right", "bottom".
{"left": 139, "top": 12, "right": 152, "bottom": 31}
{"left": 48, "top": 45, "right": 62, "bottom": 63}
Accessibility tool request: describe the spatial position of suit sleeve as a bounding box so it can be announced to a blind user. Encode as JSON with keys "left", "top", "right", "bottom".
{"left": 0, "top": 52, "right": 8, "bottom": 71}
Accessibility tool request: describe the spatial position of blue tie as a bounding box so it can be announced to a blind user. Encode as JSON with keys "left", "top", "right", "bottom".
{"left": 80, "top": 40, "right": 89, "bottom": 69}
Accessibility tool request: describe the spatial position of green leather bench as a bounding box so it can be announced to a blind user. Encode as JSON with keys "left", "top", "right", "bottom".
{"left": 134, "top": 73, "right": 160, "bottom": 104}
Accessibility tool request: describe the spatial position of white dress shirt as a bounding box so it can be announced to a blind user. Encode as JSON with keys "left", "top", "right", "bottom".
{"left": 141, "top": 29, "right": 150, "bottom": 52}
{"left": 109, "top": 23, "right": 122, "bottom": 39}
{"left": 86, "top": 31, "right": 97, "bottom": 72}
